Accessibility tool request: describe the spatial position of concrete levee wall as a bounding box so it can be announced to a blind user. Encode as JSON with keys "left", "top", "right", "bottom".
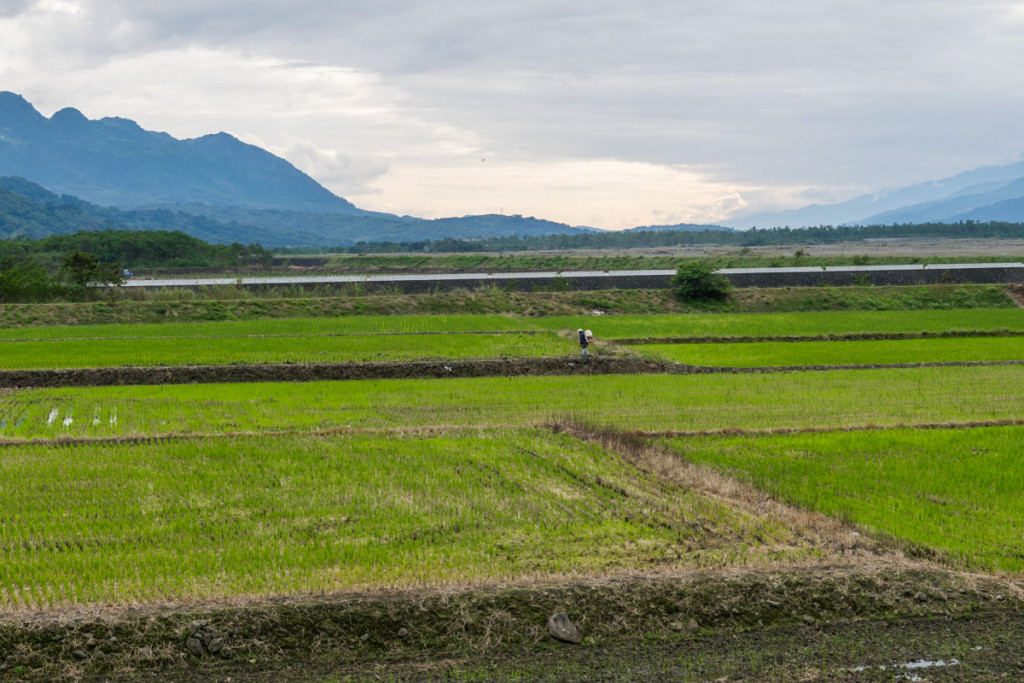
{"left": 724, "top": 265, "right": 1024, "bottom": 288}
{"left": 291, "top": 267, "right": 1024, "bottom": 293}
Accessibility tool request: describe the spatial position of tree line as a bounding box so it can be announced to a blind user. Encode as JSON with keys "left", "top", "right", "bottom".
{"left": 1, "top": 229, "right": 272, "bottom": 302}
{"left": 274, "top": 220, "right": 1024, "bottom": 254}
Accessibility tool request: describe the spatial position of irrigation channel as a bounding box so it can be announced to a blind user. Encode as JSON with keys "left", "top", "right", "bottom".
{"left": 118, "top": 262, "right": 1024, "bottom": 292}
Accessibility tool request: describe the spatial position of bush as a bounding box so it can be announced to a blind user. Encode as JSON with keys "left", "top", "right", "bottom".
{"left": 0, "top": 256, "right": 63, "bottom": 302}
{"left": 672, "top": 260, "right": 731, "bottom": 301}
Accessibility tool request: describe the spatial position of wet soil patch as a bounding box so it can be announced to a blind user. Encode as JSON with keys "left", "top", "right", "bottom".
{"left": 1, "top": 567, "right": 1020, "bottom": 681}
{"left": 4, "top": 357, "right": 1024, "bottom": 389}
{"left": 0, "top": 357, "right": 665, "bottom": 389}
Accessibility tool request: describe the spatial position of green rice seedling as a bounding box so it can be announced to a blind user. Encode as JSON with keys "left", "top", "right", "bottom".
{"left": 637, "top": 337, "right": 1024, "bottom": 367}
{"left": 0, "top": 314, "right": 540, "bottom": 341}
{"left": 0, "top": 332, "right": 570, "bottom": 370}
{"left": 5, "top": 365, "right": 1024, "bottom": 441}
{"left": 534, "top": 310, "right": 1024, "bottom": 340}
{"left": 0, "top": 430, "right": 808, "bottom": 609}
{"left": 663, "top": 425, "right": 1024, "bottom": 572}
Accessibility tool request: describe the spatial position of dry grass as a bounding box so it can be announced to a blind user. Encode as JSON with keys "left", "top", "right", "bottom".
{"left": 554, "top": 419, "right": 902, "bottom": 568}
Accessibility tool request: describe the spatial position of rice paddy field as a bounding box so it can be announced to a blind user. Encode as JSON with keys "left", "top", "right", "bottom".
{"left": 535, "top": 308, "right": 1024, "bottom": 338}
{"left": 638, "top": 336, "right": 1024, "bottom": 366}
{"left": 1, "top": 293, "right": 1023, "bottom": 681}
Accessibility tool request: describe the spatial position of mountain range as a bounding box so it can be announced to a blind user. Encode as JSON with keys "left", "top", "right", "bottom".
{"left": 724, "top": 158, "right": 1024, "bottom": 229}
{"left": 0, "top": 91, "right": 601, "bottom": 245}
{"left": 4, "top": 90, "right": 1024, "bottom": 245}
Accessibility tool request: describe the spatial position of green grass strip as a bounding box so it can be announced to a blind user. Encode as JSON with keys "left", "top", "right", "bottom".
{"left": 663, "top": 425, "right": 1024, "bottom": 572}
{"left": 536, "top": 309, "right": 1024, "bottom": 340}
{"left": 637, "top": 337, "right": 1024, "bottom": 367}
{"left": 0, "top": 332, "right": 569, "bottom": 370}
{"left": 0, "top": 314, "right": 539, "bottom": 341}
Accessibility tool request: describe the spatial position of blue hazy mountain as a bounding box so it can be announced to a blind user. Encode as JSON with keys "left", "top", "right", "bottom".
{"left": 0, "top": 91, "right": 364, "bottom": 213}
{"left": 0, "top": 92, "right": 596, "bottom": 244}
{"left": 0, "top": 176, "right": 596, "bottom": 246}
{"left": 723, "top": 158, "right": 1024, "bottom": 229}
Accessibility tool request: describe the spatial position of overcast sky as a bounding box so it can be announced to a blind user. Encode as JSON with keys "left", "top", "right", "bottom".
{"left": 3, "top": 0, "right": 1024, "bottom": 229}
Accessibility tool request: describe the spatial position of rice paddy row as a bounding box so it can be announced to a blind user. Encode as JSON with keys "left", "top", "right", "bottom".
{"left": 637, "top": 336, "right": 1024, "bottom": 367}
{"left": 2, "top": 309, "right": 1023, "bottom": 371}
{"left": 664, "top": 425, "right": 1024, "bottom": 572}
{"left": 0, "top": 429, "right": 811, "bottom": 609}
{"left": 534, "top": 309, "right": 1024, "bottom": 339}
{"left": 3, "top": 365, "right": 1023, "bottom": 441}
{"left": 2, "top": 309, "right": 1022, "bottom": 342}
{"left": 0, "top": 332, "right": 572, "bottom": 370}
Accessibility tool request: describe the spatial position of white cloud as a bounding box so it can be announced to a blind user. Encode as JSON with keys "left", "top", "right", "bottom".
{"left": 3, "top": 0, "right": 1024, "bottom": 227}
{"left": 349, "top": 158, "right": 768, "bottom": 229}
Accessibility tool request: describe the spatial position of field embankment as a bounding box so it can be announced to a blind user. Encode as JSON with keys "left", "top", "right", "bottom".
{"left": 0, "top": 283, "right": 1015, "bottom": 327}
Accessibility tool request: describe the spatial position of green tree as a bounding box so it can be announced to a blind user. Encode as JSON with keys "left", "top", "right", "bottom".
{"left": 672, "top": 259, "right": 732, "bottom": 302}
{"left": 57, "top": 250, "right": 125, "bottom": 299}
{"left": 0, "top": 256, "right": 61, "bottom": 302}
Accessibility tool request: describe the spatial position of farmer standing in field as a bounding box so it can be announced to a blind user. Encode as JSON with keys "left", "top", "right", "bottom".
{"left": 578, "top": 328, "right": 590, "bottom": 358}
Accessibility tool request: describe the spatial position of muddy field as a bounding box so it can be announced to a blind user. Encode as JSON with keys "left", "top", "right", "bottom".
{"left": 4, "top": 356, "right": 1024, "bottom": 389}
{"left": 1, "top": 565, "right": 1022, "bottom": 681}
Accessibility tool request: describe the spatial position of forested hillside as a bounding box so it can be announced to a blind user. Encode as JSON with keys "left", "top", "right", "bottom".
{"left": 1, "top": 229, "right": 271, "bottom": 269}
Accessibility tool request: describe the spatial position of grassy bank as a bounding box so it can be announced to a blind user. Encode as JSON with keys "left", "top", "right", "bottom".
{"left": 0, "top": 283, "right": 1015, "bottom": 328}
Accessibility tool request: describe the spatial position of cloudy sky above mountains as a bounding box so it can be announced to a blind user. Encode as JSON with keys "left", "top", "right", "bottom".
{"left": 3, "top": 0, "right": 1024, "bottom": 229}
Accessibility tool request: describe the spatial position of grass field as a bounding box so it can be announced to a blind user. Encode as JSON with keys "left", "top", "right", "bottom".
{"left": 0, "top": 331, "right": 570, "bottom": 369}
{"left": 637, "top": 336, "right": 1024, "bottom": 366}
{"left": 664, "top": 425, "right": 1024, "bottom": 572}
{"left": 0, "top": 429, "right": 814, "bottom": 609}
{"left": 538, "top": 309, "right": 1024, "bottom": 339}
{"left": 4, "top": 308, "right": 1023, "bottom": 370}
{"left": 4, "top": 365, "right": 1023, "bottom": 441}
{"left": 0, "top": 314, "right": 540, "bottom": 340}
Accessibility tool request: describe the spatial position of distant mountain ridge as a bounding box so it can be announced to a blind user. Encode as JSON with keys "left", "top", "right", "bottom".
{"left": 724, "top": 158, "right": 1024, "bottom": 229}
{"left": 0, "top": 92, "right": 605, "bottom": 245}
{"left": 9, "top": 91, "right": 1020, "bottom": 243}
{"left": 0, "top": 91, "right": 363, "bottom": 213}
{"left": 0, "top": 176, "right": 601, "bottom": 246}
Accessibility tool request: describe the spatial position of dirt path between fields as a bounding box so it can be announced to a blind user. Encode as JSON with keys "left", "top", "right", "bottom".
{"left": 1008, "top": 284, "right": 1024, "bottom": 307}
{"left": 3, "top": 356, "right": 1024, "bottom": 389}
